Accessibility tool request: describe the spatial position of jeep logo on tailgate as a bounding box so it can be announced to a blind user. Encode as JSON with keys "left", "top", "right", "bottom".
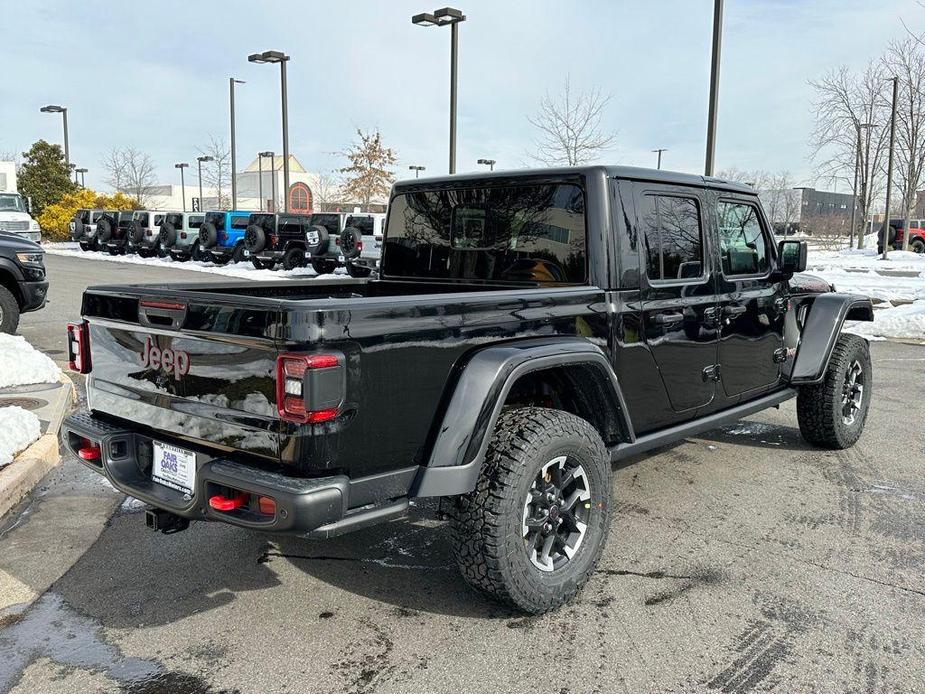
{"left": 140, "top": 336, "right": 190, "bottom": 381}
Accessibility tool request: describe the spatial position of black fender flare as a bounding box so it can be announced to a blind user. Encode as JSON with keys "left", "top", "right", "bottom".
{"left": 789, "top": 292, "right": 874, "bottom": 385}
{"left": 411, "top": 337, "right": 634, "bottom": 497}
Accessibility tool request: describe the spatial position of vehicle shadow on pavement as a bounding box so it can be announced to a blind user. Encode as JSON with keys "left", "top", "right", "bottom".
{"left": 51, "top": 510, "right": 284, "bottom": 630}
{"left": 695, "top": 421, "right": 816, "bottom": 451}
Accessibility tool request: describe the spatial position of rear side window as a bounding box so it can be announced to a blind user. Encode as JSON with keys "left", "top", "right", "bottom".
{"left": 717, "top": 201, "right": 770, "bottom": 276}
{"left": 312, "top": 214, "right": 342, "bottom": 236}
{"left": 134, "top": 212, "right": 150, "bottom": 226}
{"left": 188, "top": 215, "right": 204, "bottom": 229}
{"left": 383, "top": 182, "right": 587, "bottom": 284}
{"left": 91, "top": 211, "right": 105, "bottom": 222}
{"left": 154, "top": 215, "right": 164, "bottom": 226}
{"left": 230, "top": 215, "right": 250, "bottom": 229}
{"left": 279, "top": 217, "right": 302, "bottom": 234}
{"left": 166, "top": 213, "right": 183, "bottom": 227}
{"left": 639, "top": 194, "right": 704, "bottom": 281}
{"left": 346, "top": 215, "right": 374, "bottom": 235}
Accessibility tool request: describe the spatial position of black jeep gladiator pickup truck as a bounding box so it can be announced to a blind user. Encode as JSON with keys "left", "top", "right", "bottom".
{"left": 62, "top": 166, "right": 874, "bottom": 613}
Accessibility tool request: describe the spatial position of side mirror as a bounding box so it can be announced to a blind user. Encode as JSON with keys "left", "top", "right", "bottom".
{"left": 778, "top": 239, "right": 807, "bottom": 275}
{"left": 23, "top": 196, "right": 32, "bottom": 214}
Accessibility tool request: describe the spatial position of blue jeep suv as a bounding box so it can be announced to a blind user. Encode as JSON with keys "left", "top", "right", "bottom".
{"left": 197, "top": 211, "right": 251, "bottom": 264}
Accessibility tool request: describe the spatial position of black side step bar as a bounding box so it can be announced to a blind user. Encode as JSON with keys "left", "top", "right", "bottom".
{"left": 306, "top": 499, "right": 409, "bottom": 540}
{"left": 610, "top": 388, "right": 797, "bottom": 461}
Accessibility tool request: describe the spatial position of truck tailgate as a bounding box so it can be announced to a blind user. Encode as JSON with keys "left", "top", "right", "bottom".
{"left": 83, "top": 291, "right": 281, "bottom": 460}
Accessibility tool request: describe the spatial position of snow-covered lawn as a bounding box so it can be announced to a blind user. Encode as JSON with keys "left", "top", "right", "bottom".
{"left": 0, "top": 333, "right": 62, "bottom": 388}
{"left": 0, "top": 406, "right": 41, "bottom": 467}
{"left": 804, "top": 243, "right": 925, "bottom": 341}
{"left": 43, "top": 242, "right": 341, "bottom": 281}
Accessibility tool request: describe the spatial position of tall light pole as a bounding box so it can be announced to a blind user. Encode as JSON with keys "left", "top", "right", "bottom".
{"left": 883, "top": 76, "right": 899, "bottom": 260}
{"left": 477, "top": 158, "right": 496, "bottom": 171}
{"left": 40, "top": 105, "right": 69, "bottom": 169}
{"left": 229, "top": 78, "right": 245, "bottom": 211}
{"left": 409, "top": 165, "right": 426, "bottom": 179}
{"left": 260, "top": 151, "right": 276, "bottom": 212}
{"left": 249, "top": 50, "right": 291, "bottom": 211}
{"left": 257, "top": 153, "right": 265, "bottom": 211}
{"left": 412, "top": 7, "right": 466, "bottom": 174}
{"left": 175, "top": 163, "right": 189, "bottom": 212}
{"left": 75, "top": 167, "right": 87, "bottom": 187}
{"left": 652, "top": 148, "right": 668, "bottom": 170}
{"left": 196, "top": 155, "right": 213, "bottom": 211}
{"left": 704, "top": 0, "right": 723, "bottom": 176}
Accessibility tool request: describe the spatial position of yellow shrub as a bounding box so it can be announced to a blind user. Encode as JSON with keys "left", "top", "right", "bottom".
{"left": 38, "top": 190, "right": 141, "bottom": 242}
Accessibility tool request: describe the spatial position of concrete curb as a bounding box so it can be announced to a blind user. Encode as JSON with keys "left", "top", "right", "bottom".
{"left": 0, "top": 373, "right": 75, "bottom": 521}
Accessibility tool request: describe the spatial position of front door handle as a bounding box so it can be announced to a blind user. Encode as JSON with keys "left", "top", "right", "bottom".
{"left": 723, "top": 304, "right": 747, "bottom": 317}
{"left": 653, "top": 312, "right": 684, "bottom": 325}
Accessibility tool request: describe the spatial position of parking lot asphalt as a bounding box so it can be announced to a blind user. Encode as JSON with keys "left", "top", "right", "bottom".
{"left": 2, "top": 253, "right": 925, "bottom": 693}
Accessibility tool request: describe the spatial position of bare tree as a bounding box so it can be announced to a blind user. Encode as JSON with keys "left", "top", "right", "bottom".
{"left": 338, "top": 129, "right": 396, "bottom": 209}
{"left": 883, "top": 38, "right": 925, "bottom": 250}
{"left": 197, "top": 135, "right": 231, "bottom": 210}
{"left": 313, "top": 172, "right": 341, "bottom": 212}
{"left": 102, "top": 147, "right": 158, "bottom": 206}
{"left": 527, "top": 76, "right": 616, "bottom": 166}
{"left": 716, "top": 168, "right": 801, "bottom": 231}
{"left": 0, "top": 150, "right": 22, "bottom": 173}
{"left": 809, "top": 61, "right": 891, "bottom": 248}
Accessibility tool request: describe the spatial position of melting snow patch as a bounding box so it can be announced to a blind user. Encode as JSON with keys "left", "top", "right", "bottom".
{"left": 0, "top": 333, "right": 61, "bottom": 388}
{"left": 722, "top": 421, "right": 777, "bottom": 437}
{"left": 0, "top": 406, "right": 42, "bottom": 466}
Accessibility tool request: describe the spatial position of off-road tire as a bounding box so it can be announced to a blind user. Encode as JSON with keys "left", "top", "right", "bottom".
{"left": 231, "top": 243, "right": 246, "bottom": 264}
{"left": 797, "top": 334, "right": 872, "bottom": 449}
{"left": 311, "top": 258, "right": 337, "bottom": 275}
{"left": 450, "top": 407, "right": 611, "bottom": 614}
{"left": 912, "top": 238, "right": 925, "bottom": 254}
{"left": 346, "top": 263, "right": 372, "bottom": 278}
{"left": 339, "top": 227, "right": 362, "bottom": 260}
{"left": 251, "top": 258, "right": 275, "bottom": 270}
{"left": 79, "top": 241, "right": 93, "bottom": 252}
{"left": 282, "top": 247, "right": 305, "bottom": 271}
{"left": 244, "top": 225, "right": 266, "bottom": 253}
{"left": 0, "top": 285, "right": 20, "bottom": 334}
{"left": 190, "top": 241, "right": 205, "bottom": 262}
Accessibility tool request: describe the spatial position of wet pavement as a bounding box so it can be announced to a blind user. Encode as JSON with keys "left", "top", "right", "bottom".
{"left": 4, "top": 284, "right": 925, "bottom": 691}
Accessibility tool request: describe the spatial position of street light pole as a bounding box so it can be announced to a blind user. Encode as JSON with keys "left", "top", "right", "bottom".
{"left": 40, "top": 105, "right": 69, "bottom": 169}
{"left": 229, "top": 78, "right": 245, "bottom": 211}
{"left": 409, "top": 165, "right": 426, "bottom": 179}
{"left": 175, "top": 163, "right": 189, "bottom": 212}
{"left": 248, "top": 51, "right": 292, "bottom": 211}
{"left": 704, "top": 0, "right": 723, "bottom": 176}
{"left": 412, "top": 7, "right": 466, "bottom": 174}
{"left": 477, "top": 158, "right": 496, "bottom": 171}
{"left": 75, "top": 167, "right": 87, "bottom": 187}
{"left": 652, "top": 148, "right": 667, "bottom": 169}
{"left": 258, "top": 154, "right": 264, "bottom": 211}
{"left": 883, "top": 76, "right": 899, "bottom": 261}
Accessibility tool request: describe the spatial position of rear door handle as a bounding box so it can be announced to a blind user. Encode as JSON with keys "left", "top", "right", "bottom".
{"left": 723, "top": 305, "right": 747, "bottom": 317}
{"left": 653, "top": 312, "right": 684, "bottom": 325}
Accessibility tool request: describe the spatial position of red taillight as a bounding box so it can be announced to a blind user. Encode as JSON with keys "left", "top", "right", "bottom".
{"left": 218, "top": 230, "right": 227, "bottom": 243}
{"left": 275, "top": 353, "right": 342, "bottom": 424}
{"left": 66, "top": 321, "right": 91, "bottom": 374}
{"left": 269, "top": 234, "right": 278, "bottom": 247}
{"left": 180, "top": 232, "right": 187, "bottom": 239}
{"left": 356, "top": 241, "right": 363, "bottom": 252}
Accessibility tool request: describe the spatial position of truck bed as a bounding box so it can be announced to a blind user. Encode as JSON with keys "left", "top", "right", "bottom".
{"left": 81, "top": 277, "right": 606, "bottom": 479}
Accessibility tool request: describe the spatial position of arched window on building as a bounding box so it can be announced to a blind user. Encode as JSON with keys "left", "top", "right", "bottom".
{"left": 289, "top": 182, "right": 313, "bottom": 213}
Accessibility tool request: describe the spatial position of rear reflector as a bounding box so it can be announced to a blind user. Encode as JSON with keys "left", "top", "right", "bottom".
{"left": 258, "top": 496, "right": 276, "bottom": 516}
{"left": 209, "top": 493, "right": 249, "bottom": 511}
{"left": 66, "top": 321, "right": 92, "bottom": 374}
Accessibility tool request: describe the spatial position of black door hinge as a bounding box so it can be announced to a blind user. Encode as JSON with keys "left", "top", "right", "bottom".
{"left": 702, "top": 364, "right": 722, "bottom": 382}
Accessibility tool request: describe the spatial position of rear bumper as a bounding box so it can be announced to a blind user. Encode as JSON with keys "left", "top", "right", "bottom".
{"left": 251, "top": 249, "right": 285, "bottom": 261}
{"left": 61, "top": 410, "right": 420, "bottom": 537}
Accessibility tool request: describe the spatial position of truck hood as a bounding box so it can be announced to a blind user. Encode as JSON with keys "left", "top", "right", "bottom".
{"left": 0, "top": 211, "right": 33, "bottom": 223}
{"left": 0, "top": 231, "right": 41, "bottom": 251}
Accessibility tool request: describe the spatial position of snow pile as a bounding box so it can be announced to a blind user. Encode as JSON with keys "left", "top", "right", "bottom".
{"left": 0, "top": 333, "right": 62, "bottom": 388}
{"left": 43, "top": 242, "right": 343, "bottom": 282}
{"left": 0, "top": 406, "right": 41, "bottom": 467}
{"left": 804, "top": 245, "right": 925, "bottom": 340}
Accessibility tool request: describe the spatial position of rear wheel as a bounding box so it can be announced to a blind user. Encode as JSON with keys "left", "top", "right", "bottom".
{"left": 0, "top": 286, "right": 20, "bottom": 334}
{"left": 231, "top": 243, "right": 246, "bottom": 264}
{"left": 311, "top": 258, "right": 338, "bottom": 275}
{"left": 912, "top": 238, "right": 925, "bottom": 254}
{"left": 79, "top": 242, "right": 92, "bottom": 252}
{"left": 212, "top": 253, "right": 230, "bottom": 266}
{"left": 282, "top": 247, "right": 306, "bottom": 271}
{"left": 797, "top": 334, "right": 872, "bottom": 449}
{"left": 346, "top": 263, "right": 372, "bottom": 278}
{"left": 190, "top": 242, "right": 205, "bottom": 262}
{"left": 450, "top": 407, "right": 611, "bottom": 614}
{"left": 251, "top": 258, "right": 275, "bottom": 270}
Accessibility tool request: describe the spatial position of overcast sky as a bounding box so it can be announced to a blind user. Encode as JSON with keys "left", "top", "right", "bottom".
{"left": 0, "top": 0, "right": 918, "bottom": 192}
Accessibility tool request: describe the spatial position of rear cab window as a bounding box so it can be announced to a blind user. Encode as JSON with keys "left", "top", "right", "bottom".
{"left": 188, "top": 215, "right": 204, "bottom": 229}
{"left": 311, "top": 214, "right": 343, "bottom": 236}
{"left": 383, "top": 181, "right": 587, "bottom": 284}
{"left": 230, "top": 215, "right": 250, "bottom": 230}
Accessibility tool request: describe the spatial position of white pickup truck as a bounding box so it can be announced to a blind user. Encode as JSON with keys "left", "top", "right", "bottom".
{"left": 0, "top": 162, "right": 42, "bottom": 243}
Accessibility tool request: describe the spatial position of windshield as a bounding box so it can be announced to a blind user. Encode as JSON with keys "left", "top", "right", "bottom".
{"left": 0, "top": 194, "right": 26, "bottom": 213}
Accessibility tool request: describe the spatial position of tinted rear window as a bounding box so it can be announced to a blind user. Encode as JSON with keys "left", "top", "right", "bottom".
{"left": 230, "top": 215, "right": 250, "bottom": 229}
{"left": 205, "top": 212, "right": 225, "bottom": 231}
{"left": 383, "top": 182, "right": 586, "bottom": 284}
{"left": 346, "top": 215, "right": 374, "bottom": 235}
{"left": 166, "top": 213, "right": 183, "bottom": 227}
{"left": 250, "top": 214, "right": 276, "bottom": 231}
{"left": 311, "top": 214, "right": 342, "bottom": 235}
{"left": 189, "top": 215, "right": 204, "bottom": 229}
{"left": 134, "top": 212, "right": 149, "bottom": 226}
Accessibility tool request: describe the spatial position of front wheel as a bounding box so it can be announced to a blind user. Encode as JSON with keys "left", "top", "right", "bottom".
{"left": 797, "top": 334, "right": 872, "bottom": 449}
{"left": 0, "top": 286, "right": 20, "bottom": 334}
{"left": 450, "top": 407, "right": 611, "bottom": 614}
{"left": 912, "top": 239, "right": 925, "bottom": 254}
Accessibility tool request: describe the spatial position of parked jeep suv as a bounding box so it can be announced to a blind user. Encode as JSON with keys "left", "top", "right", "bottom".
{"left": 0, "top": 232, "right": 47, "bottom": 333}
{"left": 197, "top": 211, "right": 252, "bottom": 264}
{"left": 243, "top": 213, "right": 325, "bottom": 270}
{"left": 302, "top": 212, "right": 346, "bottom": 274}
{"left": 63, "top": 166, "right": 874, "bottom": 614}
{"left": 878, "top": 218, "right": 925, "bottom": 254}
{"left": 69, "top": 208, "right": 110, "bottom": 251}
{"left": 160, "top": 212, "right": 206, "bottom": 262}
{"left": 96, "top": 211, "right": 136, "bottom": 255}
{"left": 127, "top": 210, "right": 172, "bottom": 258}
{"left": 340, "top": 213, "right": 386, "bottom": 278}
